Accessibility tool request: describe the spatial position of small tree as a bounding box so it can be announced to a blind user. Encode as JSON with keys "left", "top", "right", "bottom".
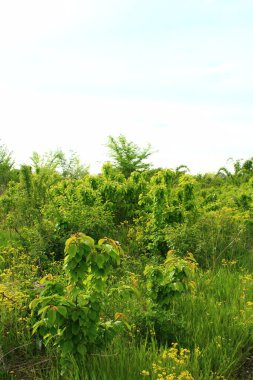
{"left": 31, "top": 150, "right": 89, "bottom": 179}
{"left": 0, "top": 143, "right": 15, "bottom": 194}
{"left": 106, "top": 135, "right": 153, "bottom": 178}
{"left": 30, "top": 233, "right": 123, "bottom": 375}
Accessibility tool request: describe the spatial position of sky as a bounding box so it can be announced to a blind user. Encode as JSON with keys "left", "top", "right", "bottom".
{"left": 0, "top": 0, "right": 253, "bottom": 174}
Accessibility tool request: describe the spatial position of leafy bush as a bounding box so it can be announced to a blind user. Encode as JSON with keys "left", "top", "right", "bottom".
{"left": 30, "top": 233, "right": 123, "bottom": 375}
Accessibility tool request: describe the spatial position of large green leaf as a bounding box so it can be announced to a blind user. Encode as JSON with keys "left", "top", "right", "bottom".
{"left": 57, "top": 306, "right": 68, "bottom": 318}
{"left": 95, "top": 254, "right": 105, "bottom": 269}
{"left": 72, "top": 310, "right": 79, "bottom": 322}
{"left": 72, "top": 322, "right": 80, "bottom": 335}
{"left": 67, "top": 243, "right": 77, "bottom": 258}
{"left": 47, "top": 307, "right": 57, "bottom": 326}
{"left": 77, "top": 343, "right": 87, "bottom": 356}
{"left": 61, "top": 340, "right": 74, "bottom": 354}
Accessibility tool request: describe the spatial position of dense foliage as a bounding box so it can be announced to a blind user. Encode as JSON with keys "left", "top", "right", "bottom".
{"left": 0, "top": 138, "right": 253, "bottom": 379}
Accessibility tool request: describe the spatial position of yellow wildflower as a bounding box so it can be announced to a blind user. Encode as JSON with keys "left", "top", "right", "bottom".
{"left": 140, "top": 370, "right": 150, "bottom": 377}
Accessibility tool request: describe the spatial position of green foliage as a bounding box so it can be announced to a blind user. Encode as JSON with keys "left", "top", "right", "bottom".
{"left": 0, "top": 158, "right": 106, "bottom": 260}
{"left": 0, "top": 143, "right": 16, "bottom": 194}
{"left": 131, "top": 251, "right": 198, "bottom": 343}
{"left": 217, "top": 157, "right": 253, "bottom": 184}
{"left": 129, "top": 170, "right": 197, "bottom": 255}
{"left": 0, "top": 255, "right": 5, "bottom": 271}
{"left": 107, "top": 135, "right": 153, "bottom": 178}
{"left": 31, "top": 150, "right": 89, "bottom": 179}
{"left": 167, "top": 207, "right": 252, "bottom": 268}
{"left": 144, "top": 251, "right": 197, "bottom": 307}
{"left": 1, "top": 143, "right": 253, "bottom": 378}
{"left": 30, "top": 233, "right": 123, "bottom": 375}
{"left": 43, "top": 179, "right": 114, "bottom": 258}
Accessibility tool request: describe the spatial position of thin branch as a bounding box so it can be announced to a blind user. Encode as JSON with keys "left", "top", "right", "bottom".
{"left": 12, "top": 358, "right": 51, "bottom": 370}
{"left": 0, "top": 341, "right": 32, "bottom": 361}
{"left": 90, "top": 352, "right": 118, "bottom": 357}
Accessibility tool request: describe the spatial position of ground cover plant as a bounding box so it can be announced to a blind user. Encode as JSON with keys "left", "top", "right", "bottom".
{"left": 0, "top": 138, "right": 253, "bottom": 379}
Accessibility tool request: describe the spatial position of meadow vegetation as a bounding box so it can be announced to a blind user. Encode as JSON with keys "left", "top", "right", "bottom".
{"left": 0, "top": 137, "right": 253, "bottom": 379}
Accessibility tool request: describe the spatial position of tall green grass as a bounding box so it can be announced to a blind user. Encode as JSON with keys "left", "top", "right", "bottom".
{"left": 166, "top": 267, "right": 253, "bottom": 378}
{"left": 0, "top": 230, "right": 18, "bottom": 248}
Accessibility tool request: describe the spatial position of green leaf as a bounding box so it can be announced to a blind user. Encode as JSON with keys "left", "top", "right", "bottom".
{"left": 100, "top": 243, "right": 113, "bottom": 252}
{"left": 76, "top": 262, "right": 88, "bottom": 278}
{"left": 91, "top": 301, "right": 100, "bottom": 311}
{"left": 57, "top": 306, "right": 68, "bottom": 318}
{"left": 38, "top": 305, "right": 50, "bottom": 317}
{"left": 32, "top": 320, "right": 44, "bottom": 334}
{"left": 93, "top": 278, "right": 104, "bottom": 291}
{"left": 44, "top": 333, "right": 55, "bottom": 346}
{"left": 96, "top": 254, "right": 105, "bottom": 269}
{"left": 87, "top": 325, "right": 97, "bottom": 340}
{"left": 122, "top": 319, "right": 131, "bottom": 331}
{"left": 61, "top": 340, "right": 74, "bottom": 354}
{"left": 81, "top": 235, "right": 95, "bottom": 249}
{"left": 77, "top": 343, "right": 87, "bottom": 356}
{"left": 47, "top": 307, "right": 57, "bottom": 326}
{"left": 72, "top": 322, "right": 80, "bottom": 335}
{"left": 0, "top": 255, "right": 5, "bottom": 270}
{"left": 72, "top": 310, "right": 79, "bottom": 322}
{"left": 29, "top": 298, "right": 41, "bottom": 310}
{"left": 88, "top": 310, "right": 98, "bottom": 322}
{"left": 67, "top": 243, "right": 78, "bottom": 258}
{"left": 171, "top": 282, "right": 184, "bottom": 292}
{"left": 98, "top": 238, "right": 108, "bottom": 246}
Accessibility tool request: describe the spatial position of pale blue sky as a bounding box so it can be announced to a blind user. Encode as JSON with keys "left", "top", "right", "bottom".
{"left": 0, "top": 0, "right": 253, "bottom": 173}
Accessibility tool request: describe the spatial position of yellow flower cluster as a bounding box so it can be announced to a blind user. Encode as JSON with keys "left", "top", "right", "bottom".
{"left": 240, "top": 273, "right": 253, "bottom": 284}
{"left": 0, "top": 283, "right": 28, "bottom": 311}
{"left": 140, "top": 370, "right": 150, "bottom": 377}
{"left": 178, "top": 371, "right": 194, "bottom": 380}
{"left": 141, "top": 370, "right": 194, "bottom": 380}
{"left": 141, "top": 343, "right": 195, "bottom": 380}
{"left": 221, "top": 259, "right": 237, "bottom": 267}
{"left": 160, "top": 344, "right": 191, "bottom": 365}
